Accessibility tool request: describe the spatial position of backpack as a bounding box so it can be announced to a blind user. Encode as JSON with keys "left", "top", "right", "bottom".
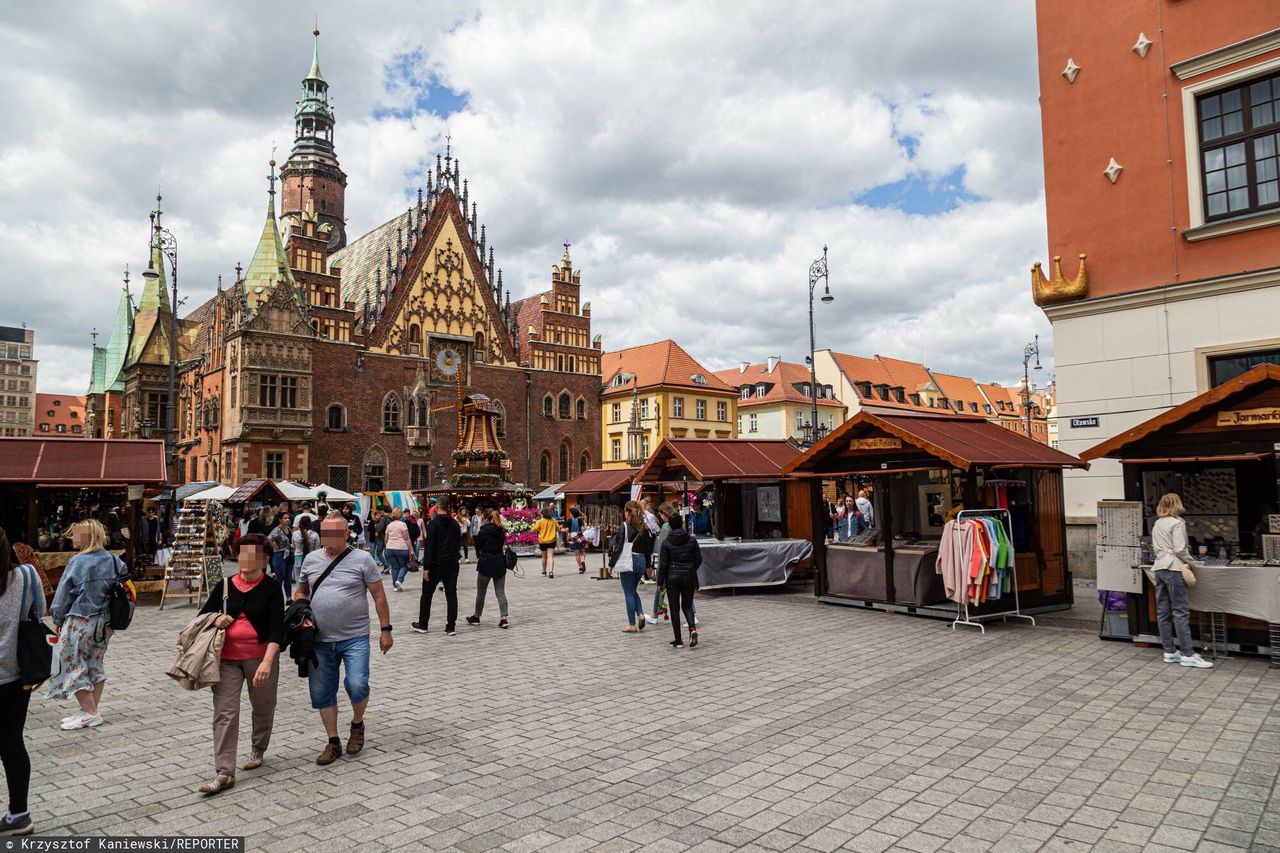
{"left": 106, "top": 557, "right": 136, "bottom": 631}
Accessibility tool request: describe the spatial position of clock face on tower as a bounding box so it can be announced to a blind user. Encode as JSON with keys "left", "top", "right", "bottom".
{"left": 430, "top": 341, "right": 464, "bottom": 383}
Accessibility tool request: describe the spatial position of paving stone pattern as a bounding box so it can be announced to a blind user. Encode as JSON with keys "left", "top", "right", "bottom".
{"left": 20, "top": 558, "right": 1280, "bottom": 851}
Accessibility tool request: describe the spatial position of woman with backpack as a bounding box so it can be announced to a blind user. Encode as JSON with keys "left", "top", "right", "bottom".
{"left": 608, "top": 501, "right": 650, "bottom": 634}
{"left": 563, "top": 506, "right": 588, "bottom": 574}
{"left": 196, "top": 533, "right": 284, "bottom": 795}
{"left": 0, "top": 528, "right": 45, "bottom": 837}
{"left": 658, "top": 512, "right": 702, "bottom": 649}
{"left": 466, "top": 510, "right": 510, "bottom": 628}
{"left": 47, "top": 519, "right": 126, "bottom": 731}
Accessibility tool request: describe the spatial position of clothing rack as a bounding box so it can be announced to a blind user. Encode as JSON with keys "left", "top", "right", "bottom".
{"left": 953, "top": 508, "right": 1035, "bottom": 633}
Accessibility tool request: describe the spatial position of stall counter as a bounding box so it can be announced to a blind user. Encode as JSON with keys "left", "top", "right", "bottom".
{"left": 1141, "top": 563, "right": 1280, "bottom": 624}
{"left": 696, "top": 538, "right": 813, "bottom": 590}
{"left": 825, "top": 543, "right": 946, "bottom": 607}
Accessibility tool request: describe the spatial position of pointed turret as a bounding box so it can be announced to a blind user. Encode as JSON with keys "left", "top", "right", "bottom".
{"left": 127, "top": 201, "right": 175, "bottom": 366}
{"left": 102, "top": 270, "right": 135, "bottom": 391}
{"left": 242, "top": 160, "right": 298, "bottom": 310}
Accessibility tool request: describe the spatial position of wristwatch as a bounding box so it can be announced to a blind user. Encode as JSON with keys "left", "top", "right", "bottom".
{"left": 381, "top": 625, "right": 393, "bottom": 633}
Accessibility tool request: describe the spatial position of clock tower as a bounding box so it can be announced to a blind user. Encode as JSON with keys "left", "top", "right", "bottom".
{"left": 280, "top": 28, "right": 348, "bottom": 251}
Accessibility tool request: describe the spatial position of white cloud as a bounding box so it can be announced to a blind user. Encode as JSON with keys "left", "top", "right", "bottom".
{"left": 0, "top": 0, "right": 1052, "bottom": 394}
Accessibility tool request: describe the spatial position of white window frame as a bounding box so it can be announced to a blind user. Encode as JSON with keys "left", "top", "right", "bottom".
{"left": 749, "top": 413, "right": 758, "bottom": 433}
{"left": 695, "top": 400, "right": 706, "bottom": 420}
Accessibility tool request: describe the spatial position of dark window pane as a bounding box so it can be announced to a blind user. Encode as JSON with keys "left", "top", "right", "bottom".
{"left": 1201, "top": 94, "right": 1222, "bottom": 118}
{"left": 1250, "top": 79, "right": 1272, "bottom": 103}
{"left": 1204, "top": 147, "right": 1224, "bottom": 171}
{"left": 1226, "top": 164, "right": 1249, "bottom": 188}
{"left": 1207, "top": 192, "right": 1227, "bottom": 217}
{"left": 1206, "top": 170, "right": 1226, "bottom": 193}
{"left": 1223, "top": 111, "right": 1244, "bottom": 136}
{"left": 1258, "top": 158, "right": 1277, "bottom": 183}
{"left": 1202, "top": 117, "right": 1223, "bottom": 141}
{"left": 1253, "top": 103, "right": 1275, "bottom": 127}
{"left": 1210, "top": 350, "right": 1280, "bottom": 386}
{"left": 1257, "top": 134, "right": 1277, "bottom": 159}
{"left": 1221, "top": 88, "right": 1242, "bottom": 112}
{"left": 1259, "top": 181, "right": 1279, "bottom": 206}
{"left": 1225, "top": 142, "right": 1246, "bottom": 166}
{"left": 1228, "top": 187, "right": 1250, "bottom": 210}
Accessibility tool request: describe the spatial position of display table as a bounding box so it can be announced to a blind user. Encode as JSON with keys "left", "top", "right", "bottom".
{"left": 825, "top": 544, "right": 944, "bottom": 606}
{"left": 696, "top": 538, "right": 813, "bottom": 589}
{"left": 1142, "top": 564, "right": 1280, "bottom": 623}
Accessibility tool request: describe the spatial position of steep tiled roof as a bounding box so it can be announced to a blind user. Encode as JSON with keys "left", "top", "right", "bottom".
{"left": 931, "top": 371, "right": 990, "bottom": 416}
{"left": 829, "top": 352, "right": 934, "bottom": 412}
{"left": 331, "top": 208, "right": 412, "bottom": 307}
{"left": 34, "top": 394, "right": 86, "bottom": 437}
{"left": 601, "top": 340, "right": 735, "bottom": 395}
{"left": 712, "top": 361, "right": 844, "bottom": 409}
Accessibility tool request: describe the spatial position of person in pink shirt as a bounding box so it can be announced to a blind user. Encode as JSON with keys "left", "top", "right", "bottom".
{"left": 383, "top": 508, "right": 413, "bottom": 592}
{"left": 197, "top": 533, "right": 284, "bottom": 795}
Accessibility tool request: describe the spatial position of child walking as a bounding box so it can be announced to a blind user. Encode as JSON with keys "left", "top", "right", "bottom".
{"left": 533, "top": 507, "right": 560, "bottom": 578}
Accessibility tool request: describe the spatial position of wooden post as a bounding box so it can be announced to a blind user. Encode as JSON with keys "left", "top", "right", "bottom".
{"left": 883, "top": 474, "right": 896, "bottom": 604}
{"left": 809, "top": 478, "right": 827, "bottom": 598}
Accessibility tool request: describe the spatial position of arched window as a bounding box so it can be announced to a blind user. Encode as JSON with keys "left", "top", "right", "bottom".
{"left": 558, "top": 392, "right": 571, "bottom": 420}
{"left": 364, "top": 445, "right": 387, "bottom": 492}
{"left": 474, "top": 332, "right": 485, "bottom": 362}
{"left": 407, "top": 398, "right": 417, "bottom": 428}
{"left": 383, "top": 394, "right": 401, "bottom": 432}
{"left": 579, "top": 452, "right": 590, "bottom": 474}
{"left": 493, "top": 400, "right": 506, "bottom": 437}
{"left": 557, "top": 354, "right": 564, "bottom": 372}
{"left": 407, "top": 323, "right": 422, "bottom": 355}
{"left": 576, "top": 397, "right": 586, "bottom": 420}
{"left": 559, "top": 441, "right": 571, "bottom": 482}
{"left": 568, "top": 356, "right": 576, "bottom": 373}
{"left": 326, "top": 404, "right": 345, "bottom": 431}
{"left": 543, "top": 394, "right": 553, "bottom": 417}
{"left": 539, "top": 452, "right": 550, "bottom": 484}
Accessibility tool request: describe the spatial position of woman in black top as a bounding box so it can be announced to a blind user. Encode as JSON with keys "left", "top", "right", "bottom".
{"left": 197, "top": 533, "right": 284, "bottom": 794}
{"left": 466, "top": 510, "right": 510, "bottom": 628}
{"left": 658, "top": 513, "right": 702, "bottom": 649}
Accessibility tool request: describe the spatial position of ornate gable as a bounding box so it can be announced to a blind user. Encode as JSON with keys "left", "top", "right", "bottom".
{"left": 364, "top": 189, "right": 516, "bottom": 365}
{"left": 244, "top": 279, "right": 317, "bottom": 338}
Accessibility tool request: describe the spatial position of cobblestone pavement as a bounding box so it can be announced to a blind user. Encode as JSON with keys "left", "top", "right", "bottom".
{"left": 20, "top": 557, "right": 1280, "bottom": 851}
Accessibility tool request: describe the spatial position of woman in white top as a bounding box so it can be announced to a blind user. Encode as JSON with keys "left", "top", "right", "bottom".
{"left": 1150, "top": 493, "right": 1212, "bottom": 669}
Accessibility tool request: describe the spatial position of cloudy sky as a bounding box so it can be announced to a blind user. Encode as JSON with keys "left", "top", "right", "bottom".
{"left": 0, "top": 0, "right": 1053, "bottom": 395}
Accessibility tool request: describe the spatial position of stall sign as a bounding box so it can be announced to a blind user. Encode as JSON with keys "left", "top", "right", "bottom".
{"left": 850, "top": 437, "right": 902, "bottom": 450}
{"left": 1217, "top": 407, "right": 1280, "bottom": 427}
{"left": 128, "top": 484, "right": 144, "bottom": 501}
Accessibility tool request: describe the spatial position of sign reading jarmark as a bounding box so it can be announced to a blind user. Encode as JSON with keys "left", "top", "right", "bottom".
{"left": 850, "top": 437, "right": 902, "bottom": 450}
{"left": 1216, "top": 408, "right": 1280, "bottom": 427}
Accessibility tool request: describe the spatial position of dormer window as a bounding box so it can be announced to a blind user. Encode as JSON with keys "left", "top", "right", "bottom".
{"left": 691, "top": 373, "right": 708, "bottom": 385}
{"left": 755, "top": 383, "right": 766, "bottom": 398}
{"left": 875, "top": 384, "right": 890, "bottom": 401}
{"left": 740, "top": 386, "right": 750, "bottom": 400}
{"left": 969, "top": 402, "right": 979, "bottom": 413}
{"left": 984, "top": 404, "right": 993, "bottom": 414}
{"left": 910, "top": 393, "right": 922, "bottom": 406}
{"left": 856, "top": 381, "right": 872, "bottom": 398}
{"left": 892, "top": 387, "right": 905, "bottom": 403}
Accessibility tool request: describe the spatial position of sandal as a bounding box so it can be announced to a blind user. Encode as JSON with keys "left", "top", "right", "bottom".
{"left": 199, "top": 774, "right": 235, "bottom": 795}
{"left": 241, "top": 752, "right": 264, "bottom": 771}
{"left": 622, "top": 626, "right": 638, "bottom": 633}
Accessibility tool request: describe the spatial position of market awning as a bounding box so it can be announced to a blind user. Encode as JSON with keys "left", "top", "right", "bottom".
{"left": 312, "top": 483, "right": 358, "bottom": 503}
{"left": 276, "top": 480, "right": 317, "bottom": 501}
{"left": 785, "top": 410, "right": 1086, "bottom": 476}
{"left": 533, "top": 484, "right": 565, "bottom": 501}
{"left": 159, "top": 481, "right": 221, "bottom": 501}
{"left": 636, "top": 438, "right": 802, "bottom": 483}
{"left": 185, "top": 483, "right": 236, "bottom": 502}
{"left": 0, "top": 438, "right": 167, "bottom": 484}
{"left": 225, "top": 478, "right": 287, "bottom": 504}
{"left": 561, "top": 467, "right": 639, "bottom": 495}
{"left": 1084, "top": 363, "right": 1280, "bottom": 461}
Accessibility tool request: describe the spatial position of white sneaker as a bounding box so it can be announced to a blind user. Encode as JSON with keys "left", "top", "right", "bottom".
{"left": 60, "top": 713, "right": 103, "bottom": 730}
{"left": 1163, "top": 652, "right": 1182, "bottom": 663}
{"left": 1180, "top": 653, "right": 1214, "bottom": 669}
{"left": 393, "top": 581, "right": 403, "bottom": 591}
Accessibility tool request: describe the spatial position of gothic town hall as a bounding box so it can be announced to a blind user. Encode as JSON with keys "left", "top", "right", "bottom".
{"left": 83, "top": 32, "right": 602, "bottom": 493}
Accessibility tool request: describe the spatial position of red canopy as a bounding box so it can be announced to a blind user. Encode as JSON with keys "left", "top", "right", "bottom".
{"left": 0, "top": 438, "right": 167, "bottom": 484}
{"left": 636, "top": 438, "right": 801, "bottom": 482}
{"left": 560, "top": 468, "right": 638, "bottom": 495}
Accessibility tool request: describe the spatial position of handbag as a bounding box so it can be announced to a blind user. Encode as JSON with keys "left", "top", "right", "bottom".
{"left": 504, "top": 547, "right": 519, "bottom": 571}
{"left": 1179, "top": 561, "right": 1197, "bottom": 587}
{"left": 16, "top": 564, "right": 56, "bottom": 691}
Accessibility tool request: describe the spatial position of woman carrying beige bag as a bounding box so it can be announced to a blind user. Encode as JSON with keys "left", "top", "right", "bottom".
{"left": 1151, "top": 493, "right": 1212, "bottom": 669}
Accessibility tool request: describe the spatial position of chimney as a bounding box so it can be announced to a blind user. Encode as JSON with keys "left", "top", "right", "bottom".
{"left": 766, "top": 356, "right": 781, "bottom": 374}
{"left": 738, "top": 362, "right": 749, "bottom": 374}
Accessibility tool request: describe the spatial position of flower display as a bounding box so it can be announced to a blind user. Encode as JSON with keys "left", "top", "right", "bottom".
{"left": 501, "top": 506, "right": 541, "bottom": 546}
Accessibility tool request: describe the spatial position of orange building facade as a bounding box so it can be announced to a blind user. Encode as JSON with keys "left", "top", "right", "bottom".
{"left": 1034, "top": 3, "right": 1280, "bottom": 548}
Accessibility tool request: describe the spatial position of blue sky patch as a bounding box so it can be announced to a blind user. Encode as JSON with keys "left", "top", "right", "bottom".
{"left": 856, "top": 166, "right": 981, "bottom": 214}
{"left": 375, "top": 49, "right": 469, "bottom": 120}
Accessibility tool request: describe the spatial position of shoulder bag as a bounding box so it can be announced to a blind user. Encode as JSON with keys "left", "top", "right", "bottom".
{"left": 296, "top": 548, "right": 352, "bottom": 634}
{"left": 1178, "top": 561, "right": 1197, "bottom": 587}
{"left": 16, "top": 564, "right": 56, "bottom": 691}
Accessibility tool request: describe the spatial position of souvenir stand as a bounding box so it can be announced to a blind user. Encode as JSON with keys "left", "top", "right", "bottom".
{"left": 0, "top": 437, "right": 166, "bottom": 588}
{"left": 560, "top": 467, "right": 639, "bottom": 578}
{"left": 634, "top": 438, "right": 812, "bottom": 589}
{"left": 1083, "top": 363, "right": 1280, "bottom": 660}
{"left": 784, "top": 410, "right": 1085, "bottom": 622}
{"left": 159, "top": 498, "right": 228, "bottom": 609}
{"left": 223, "top": 478, "right": 288, "bottom": 508}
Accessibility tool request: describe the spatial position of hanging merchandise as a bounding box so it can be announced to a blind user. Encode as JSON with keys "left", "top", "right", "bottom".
{"left": 161, "top": 499, "right": 225, "bottom": 609}
{"left": 937, "top": 508, "right": 1035, "bottom": 633}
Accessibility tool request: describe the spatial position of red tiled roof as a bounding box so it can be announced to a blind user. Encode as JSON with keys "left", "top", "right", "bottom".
{"left": 931, "top": 372, "right": 990, "bottom": 416}
{"left": 636, "top": 439, "right": 801, "bottom": 482}
{"left": 34, "top": 393, "right": 86, "bottom": 437}
{"left": 561, "top": 467, "right": 639, "bottom": 495}
{"left": 601, "top": 340, "right": 735, "bottom": 395}
{"left": 712, "top": 362, "right": 845, "bottom": 410}
{"left": 0, "top": 438, "right": 167, "bottom": 484}
{"left": 830, "top": 352, "right": 934, "bottom": 412}
{"left": 785, "top": 410, "right": 1085, "bottom": 474}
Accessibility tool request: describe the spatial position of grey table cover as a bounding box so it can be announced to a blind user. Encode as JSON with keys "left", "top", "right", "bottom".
{"left": 825, "top": 545, "right": 945, "bottom": 606}
{"left": 1142, "top": 564, "right": 1280, "bottom": 623}
{"left": 696, "top": 538, "right": 814, "bottom": 589}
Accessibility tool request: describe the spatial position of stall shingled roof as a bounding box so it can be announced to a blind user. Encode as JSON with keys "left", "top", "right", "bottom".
{"left": 0, "top": 438, "right": 167, "bottom": 484}
{"left": 636, "top": 438, "right": 802, "bottom": 483}
{"left": 784, "top": 411, "right": 1086, "bottom": 475}
{"left": 225, "top": 478, "right": 288, "bottom": 504}
{"left": 560, "top": 468, "right": 639, "bottom": 495}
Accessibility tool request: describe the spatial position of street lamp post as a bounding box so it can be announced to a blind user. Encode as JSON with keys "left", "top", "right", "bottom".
{"left": 1022, "top": 334, "right": 1043, "bottom": 439}
{"left": 807, "top": 245, "right": 833, "bottom": 447}
{"left": 142, "top": 197, "right": 179, "bottom": 487}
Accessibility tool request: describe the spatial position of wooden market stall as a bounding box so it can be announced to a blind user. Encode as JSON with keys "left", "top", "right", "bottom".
{"left": 560, "top": 467, "right": 638, "bottom": 576}
{"left": 0, "top": 437, "right": 167, "bottom": 589}
{"left": 634, "top": 438, "right": 813, "bottom": 588}
{"left": 1083, "top": 363, "right": 1280, "bottom": 658}
{"left": 784, "top": 410, "right": 1085, "bottom": 621}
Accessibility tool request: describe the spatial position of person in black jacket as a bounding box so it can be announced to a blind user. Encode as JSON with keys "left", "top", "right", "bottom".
{"left": 197, "top": 533, "right": 285, "bottom": 794}
{"left": 658, "top": 513, "right": 702, "bottom": 649}
{"left": 465, "top": 510, "right": 510, "bottom": 628}
{"left": 413, "top": 495, "right": 462, "bottom": 635}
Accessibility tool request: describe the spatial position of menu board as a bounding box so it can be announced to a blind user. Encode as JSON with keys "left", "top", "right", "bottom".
{"left": 1097, "top": 501, "right": 1143, "bottom": 593}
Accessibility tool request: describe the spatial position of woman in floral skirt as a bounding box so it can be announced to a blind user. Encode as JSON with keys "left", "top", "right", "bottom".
{"left": 47, "top": 519, "right": 127, "bottom": 730}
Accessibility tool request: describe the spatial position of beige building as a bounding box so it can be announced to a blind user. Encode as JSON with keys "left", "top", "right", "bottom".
{"left": 0, "top": 326, "right": 36, "bottom": 437}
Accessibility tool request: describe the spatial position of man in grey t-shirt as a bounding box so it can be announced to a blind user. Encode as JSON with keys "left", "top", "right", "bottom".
{"left": 295, "top": 516, "right": 393, "bottom": 766}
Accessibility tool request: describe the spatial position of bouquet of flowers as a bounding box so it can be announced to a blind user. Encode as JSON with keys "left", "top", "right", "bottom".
{"left": 501, "top": 506, "right": 541, "bottom": 547}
